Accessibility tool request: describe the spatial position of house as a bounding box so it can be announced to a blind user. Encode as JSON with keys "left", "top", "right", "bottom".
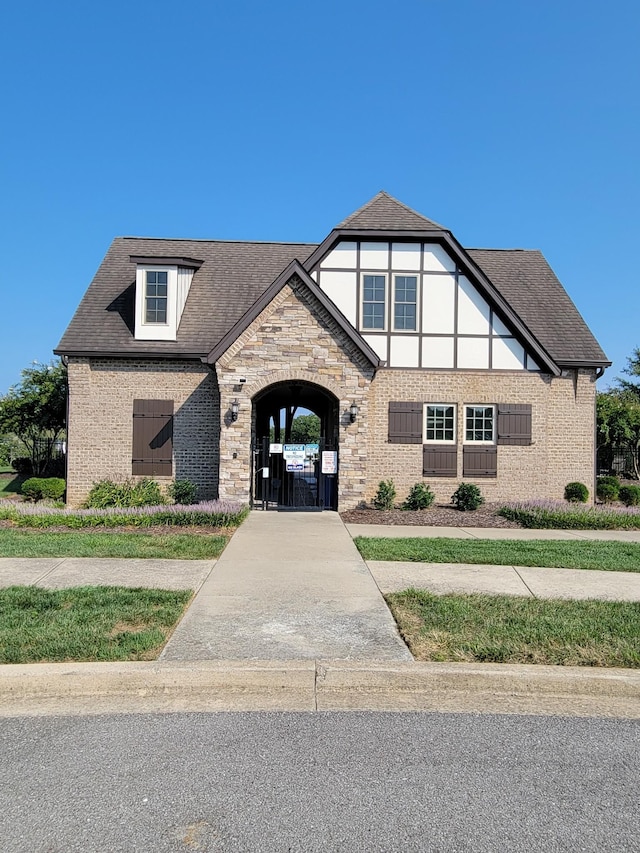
{"left": 55, "top": 192, "right": 610, "bottom": 510}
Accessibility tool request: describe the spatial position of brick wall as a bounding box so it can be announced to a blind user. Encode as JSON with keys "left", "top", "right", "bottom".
{"left": 367, "top": 368, "right": 596, "bottom": 506}
{"left": 66, "top": 358, "right": 219, "bottom": 506}
{"left": 66, "top": 322, "right": 597, "bottom": 511}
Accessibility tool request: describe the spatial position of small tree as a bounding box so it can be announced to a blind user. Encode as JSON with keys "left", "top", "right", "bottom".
{"left": 0, "top": 360, "right": 67, "bottom": 475}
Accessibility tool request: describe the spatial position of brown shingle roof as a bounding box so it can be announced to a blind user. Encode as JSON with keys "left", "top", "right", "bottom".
{"left": 56, "top": 194, "right": 608, "bottom": 368}
{"left": 336, "top": 191, "right": 445, "bottom": 230}
{"left": 467, "top": 248, "right": 609, "bottom": 365}
{"left": 56, "top": 237, "right": 317, "bottom": 357}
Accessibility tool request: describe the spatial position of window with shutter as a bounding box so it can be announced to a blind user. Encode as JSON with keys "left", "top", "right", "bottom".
{"left": 423, "top": 446, "right": 458, "bottom": 477}
{"left": 388, "top": 402, "right": 423, "bottom": 444}
{"left": 463, "top": 446, "right": 497, "bottom": 478}
{"left": 132, "top": 399, "right": 174, "bottom": 476}
{"left": 497, "top": 404, "right": 532, "bottom": 445}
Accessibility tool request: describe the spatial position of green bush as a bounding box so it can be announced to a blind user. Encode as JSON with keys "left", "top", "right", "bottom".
{"left": 564, "top": 482, "right": 589, "bottom": 503}
{"left": 87, "top": 478, "right": 165, "bottom": 509}
{"left": 372, "top": 480, "right": 396, "bottom": 510}
{"left": 451, "top": 483, "right": 484, "bottom": 512}
{"left": 499, "top": 501, "right": 640, "bottom": 530}
{"left": 597, "top": 475, "right": 620, "bottom": 503}
{"left": 40, "top": 478, "right": 66, "bottom": 501}
{"left": 167, "top": 479, "right": 198, "bottom": 505}
{"left": 619, "top": 485, "right": 640, "bottom": 507}
{"left": 21, "top": 478, "right": 44, "bottom": 501}
{"left": 402, "top": 483, "right": 435, "bottom": 511}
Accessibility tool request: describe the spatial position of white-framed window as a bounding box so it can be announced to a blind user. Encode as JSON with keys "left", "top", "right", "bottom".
{"left": 361, "top": 273, "right": 386, "bottom": 330}
{"left": 393, "top": 274, "right": 418, "bottom": 331}
{"left": 464, "top": 405, "right": 495, "bottom": 443}
{"left": 144, "top": 270, "right": 168, "bottom": 324}
{"left": 135, "top": 264, "right": 178, "bottom": 341}
{"left": 425, "top": 404, "right": 456, "bottom": 443}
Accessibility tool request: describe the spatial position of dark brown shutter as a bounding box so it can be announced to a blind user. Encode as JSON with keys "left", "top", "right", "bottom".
{"left": 132, "top": 399, "right": 173, "bottom": 476}
{"left": 423, "top": 446, "right": 457, "bottom": 477}
{"left": 497, "top": 404, "right": 532, "bottom": 446}
{"left": 463, "top": 446, "right": 497, "bottom": 478}
{"left": 388, "top": 402, "right": 423, "bottom": 444}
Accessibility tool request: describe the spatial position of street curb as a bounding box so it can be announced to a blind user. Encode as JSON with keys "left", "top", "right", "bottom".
{"left": 1, "top": 659, "right": 639, "bottom": 718}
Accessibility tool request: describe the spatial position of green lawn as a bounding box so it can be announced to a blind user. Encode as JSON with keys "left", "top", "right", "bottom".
{"left": 355, "top": 536, "right": 640, "bottom": 573}
{"left": 0, "top": 529, "right": 229, "bottom": 559}
{"left": 387, "top": 589, "right": 640, "bottom": 667}
{"left": 0, "top": 472, "right": 25, "bottom": 499}
{"left": 0, "top": 585, "right": 192, "bottom": 663}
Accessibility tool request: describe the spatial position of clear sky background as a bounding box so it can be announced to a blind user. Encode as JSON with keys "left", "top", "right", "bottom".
{"left": 1, "top": 0, "right": 638, "bottom": 394}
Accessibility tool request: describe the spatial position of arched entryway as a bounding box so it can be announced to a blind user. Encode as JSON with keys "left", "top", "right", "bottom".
{"left": 252, "top": 380, "right": 339, "bottom": 510}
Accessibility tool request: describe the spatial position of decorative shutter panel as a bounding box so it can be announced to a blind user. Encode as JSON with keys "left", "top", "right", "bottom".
{"left": 463, "top": 446, "right": 497, "bottom": 478}
{"left": 423, "top": 446, "right": 457, "bottom": 477}
{"left": 497, "top": 404, "right": 532, "bottom": 446}
{"left": 132, "top": 399, "right": 174, "bottom": 476}
{"left": 388, "top": 402, "right": 423, "bottom": 444}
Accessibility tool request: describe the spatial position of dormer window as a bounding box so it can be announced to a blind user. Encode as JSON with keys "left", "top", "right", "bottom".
{"left": 131, "top": 255, "right": 203, "bottom": 341}
{"left": 145, "top": 271, "right": 168, "bottom": 324}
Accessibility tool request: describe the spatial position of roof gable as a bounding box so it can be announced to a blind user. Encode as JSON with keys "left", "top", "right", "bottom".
{"left": 206, "top": 260, "right": 381, "bottom": 368}
{"left": 337, "top": 191, "right": 445, "bottom": 230}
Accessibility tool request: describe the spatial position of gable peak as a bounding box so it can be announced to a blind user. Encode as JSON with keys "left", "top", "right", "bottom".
{"left": 336, "top": 191, "right": 445, "bottom": 231}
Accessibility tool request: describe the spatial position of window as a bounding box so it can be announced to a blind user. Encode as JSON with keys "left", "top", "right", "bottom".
{"left": 425, "top": 404, "right": 456, "bottom": 443}
{"left": 394, "top": 275, "right": 417, "bottom": 331}
{"left": 465, "top": 405, "right": 495, "bottom": 443}
{"left": 145, "top": 271, "right": 168, "bottom": 324}
{"left": 362, "top": 274, "right": 386, "bottom": 330}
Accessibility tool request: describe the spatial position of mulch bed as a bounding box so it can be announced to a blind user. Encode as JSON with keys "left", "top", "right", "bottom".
{"left": 340, "top": 503, "right": 522, "bottom": 528}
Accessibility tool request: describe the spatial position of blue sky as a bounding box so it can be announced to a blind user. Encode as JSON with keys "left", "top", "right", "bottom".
{"left": 1, "top": 0, "right": 638, "bottom": 393}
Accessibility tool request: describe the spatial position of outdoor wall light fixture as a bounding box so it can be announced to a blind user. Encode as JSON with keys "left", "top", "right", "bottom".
{"left": 349, "top": 402, "right": 358, "bottom": 423}
{"left": 231, "top": 399, "right": 239, "bottom": 422}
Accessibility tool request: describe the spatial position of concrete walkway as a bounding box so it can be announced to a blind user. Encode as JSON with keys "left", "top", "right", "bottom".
{"left": 160, "top": 512, "right": 413, "bottom": 662}
{"left": 369, "top": 561, "right": 640, "bottom": 601}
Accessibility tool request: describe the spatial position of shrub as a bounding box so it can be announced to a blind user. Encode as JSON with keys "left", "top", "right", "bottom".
{"left": 402, "top": 483, "right": 435, "bottom": 511}
{"left": 619, "top": 485, "right": 640, "bottom": 507}
{"left": 167, "top": 478, "right": 198, "bottom": 505}
{"left": 499, "top": 500, "right": 640, "bottom": 530}
{"left": 372, "top": 480, "right": 396, "bottom": 510}
{"left": 597, "top": 475, "right": 620, "bottom": 503}
{"left": 40, "top": 478, "right": 66, "bottom": 501}
{"left": 87, "top": 478, "right": 165, "bottom": 509}
{"left": 451, "top": 483, "right": 484, "bottom": 512}
{"left": 564, "top": 482, "right": 589, "bottom": 503}
{"left": 12, "top": 457, "right": 33, "bottom": 476}
{"left": 21, "top": 478, "right": 44, "bottom": 501}
{"left": 0, "top": 500, "right": 249, "bottom": 529}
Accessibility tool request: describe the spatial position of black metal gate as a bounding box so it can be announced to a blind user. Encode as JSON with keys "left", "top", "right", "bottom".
{"left": 252, "top": 437, "right": 338, "bottom": 511}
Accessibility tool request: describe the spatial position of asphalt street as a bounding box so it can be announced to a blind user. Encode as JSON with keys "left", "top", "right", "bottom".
{"left": 1, "top": 711, "right": 639, "bottom": 852}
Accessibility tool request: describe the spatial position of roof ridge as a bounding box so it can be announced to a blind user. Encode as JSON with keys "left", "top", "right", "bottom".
{"left": 467, "top": 247, "right": 540, "bottom": 253}
{"left": 116, "top": 236, "right": 318, "bottom": 247}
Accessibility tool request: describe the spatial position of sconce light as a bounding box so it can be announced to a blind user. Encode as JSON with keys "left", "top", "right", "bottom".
{"left": 349, "top": 402, "right": 358, "bottom": 423}
{"left": 231, "top": 399, "right": 239, "bottom": 422}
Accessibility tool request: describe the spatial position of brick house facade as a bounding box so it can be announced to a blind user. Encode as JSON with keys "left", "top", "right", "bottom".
{"left": 56, "top": 193, "right": 609, "bottom": 509}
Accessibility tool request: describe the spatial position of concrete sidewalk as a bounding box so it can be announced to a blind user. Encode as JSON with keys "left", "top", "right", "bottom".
{"left": 160, "top": 512, "right": 412, "bottom": 662}
{"left": 0, "top": 557, "right": 215, "bottom": 591}
{"left": 369, "top": 561, "right": 640, "bottom": 601}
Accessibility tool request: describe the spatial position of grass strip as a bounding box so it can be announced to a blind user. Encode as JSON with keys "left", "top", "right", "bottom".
{"left": 354, "top": 536, "right": 640, "bottom": 573}
{"left": 0, "top": 529, "right": 229, "bottom": 559}
{"left": 0, "top": 585, "right": 192, "bottom": 664}
{"left": 387, "top": 589, "right": 640, "bottom": 668}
